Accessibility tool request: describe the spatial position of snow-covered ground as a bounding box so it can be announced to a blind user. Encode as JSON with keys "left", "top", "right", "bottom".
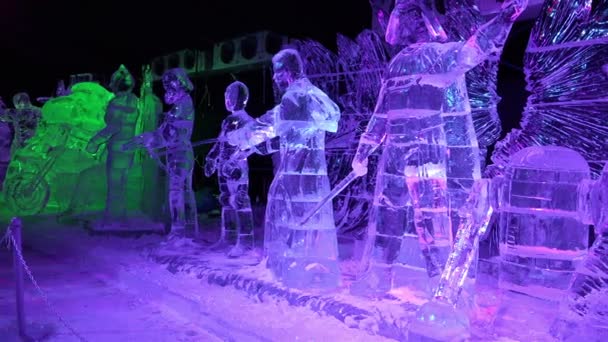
{"left": 0, "top": 211, "right": 572, "bottom": 342}
{"left": 0, "top": 215, "right": 393, "bottom": 342}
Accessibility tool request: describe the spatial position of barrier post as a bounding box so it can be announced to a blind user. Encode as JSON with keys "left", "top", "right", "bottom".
{"left": 10, "top": 217, "right": 26, "bottom": 337}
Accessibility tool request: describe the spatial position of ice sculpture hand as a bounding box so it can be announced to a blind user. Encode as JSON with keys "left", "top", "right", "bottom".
{"left": 351, "top": 157, "right": 369, "bottom": 177}
{"left": 501, "top": 0, "right": 528, "bottom": 22}
{"left": 204, "top": 157, "right": 217, "bottom": 177}
{"left": 85, "top": 140, "right": 100, "bottom": 154}
{"left": 121, "top": 133, "right": 152, "bottom": 152}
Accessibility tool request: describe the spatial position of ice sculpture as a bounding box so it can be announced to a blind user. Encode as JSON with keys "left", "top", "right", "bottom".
{"left": 350, "top": 0, "right": 526, "bottom": 295}
{"left": 551, "top": 162, "right": 608, "bottom": 339}
{"left": 488, "top": 0, "right": 608, "bottom": 178}
{"left": 205, "top": 81, "right": 255, "bottom": 257}
{"left": 0, "top": 98, "right": 11, "bottom": 189}
{"left": 85, "top": 65, "right": 139, "bottom": 228}
{"left": 409, "top": 146, "right": 590, "bottom": 341}
{"left": 123, "top": 68, "right": 197, "bottom": 233}
{"left": 136, "top": 65, "right": 165, "bottom": 222}
{"left": 440, "top": 0, "right": 504, "bottom": 172}
{"left": 3, "top": 82, "right": 112, "bottom": 216}
{"left": 227, "top": 49, "right": 342, "bottom": 289}
{"left": 0, "top": 92, "right": 42, "bottom": 153}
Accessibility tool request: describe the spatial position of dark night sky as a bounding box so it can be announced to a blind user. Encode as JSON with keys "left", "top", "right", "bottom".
{"left": 0, "top": 0, "right": 371, "bottom": 98}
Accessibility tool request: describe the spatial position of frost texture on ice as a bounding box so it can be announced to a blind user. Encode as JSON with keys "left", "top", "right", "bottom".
{"left": 350, "top": 0, "right": 521, "bottom": 294}
{"left": 487, "top": 0, "right": 608, "bottom": 178}
{"left": 86, "top": 65, "right": 139, "bottom": 226}
{"left": 205, "top": 81, "right": 255, "bottom": 257}
{"left": 123, "top": 68, "right": 197, "bottom": 233}
{"left": 228, "top": 49, "right": 342, "bottom": 289}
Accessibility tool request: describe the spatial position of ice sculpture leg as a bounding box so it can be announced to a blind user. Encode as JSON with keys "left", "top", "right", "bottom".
{"left": 104, "top": 148, "right": 135, "bottom": 223}
{"left": 217, "top": 175, "right": 238, "bottom": 244}
{"left": 167, "top": 155, "right": 195, "bottom": 231}
{"left": 212, "top": 160, "right": 254, "bottom": 257}
{"left": 353, "top": 113, "right": 450, "bottom": 297}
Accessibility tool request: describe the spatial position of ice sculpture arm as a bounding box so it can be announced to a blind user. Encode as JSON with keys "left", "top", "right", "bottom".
{"left": 204, "top": 142, "right": 220, "bottom": 177}
{"left": 452, "top": 0, "right": 527, "bottom": 75}
{"left": 433, "top": 177, "right": 499, "bottom": 305}
{"left": 351, "top": 82, "right": 388, "bottom": 175}
{"left": 86, "top": 98, "right": 137, "bottom": 154}
{"left": 226, "top": 107, "right": 278, "bottom": 151}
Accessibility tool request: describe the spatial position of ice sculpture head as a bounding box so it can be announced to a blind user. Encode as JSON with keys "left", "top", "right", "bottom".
{"left": 162, "top": 68, "right": 193, "bottom": 105}
{"left": 386, "top": 0, "right": 447, "bottom": 46}
{"left": 12, "top": 92, "right": 32, "bottom": 109}
{"left": 109, "top": 64, "right": 135, "bottom": 93}
{"left": 272, "top": 49, "right": 305, "bottom": 92}
{"left": 224, "top": 81, "right": 249, "bottom": 112}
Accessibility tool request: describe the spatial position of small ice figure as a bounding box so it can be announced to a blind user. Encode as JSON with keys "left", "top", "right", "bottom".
{"left": 227, "top": 49, "right": 342, "bottom": 289}
{"left": 123, "top": 68, "right": 197, "bottom": 233}
{"left": 86, "top": 65, "right": 139, "bottom": 227}
{"left": 205, "top": 81, "right": 255, "bottom": 257}
{"left": 410, "top": 145, "right": 590, "bottom": 341}
{"left": 0, "top": 98, "right": 11, "bottom": 189}
{"left": 0, "top": 92, "right": 42, "bottom": 153}
{"left": 351, "top": 0, "right": 526, "bottom": 296}
{"left": 551, "top": 162, "right": 608, "bottom": 340}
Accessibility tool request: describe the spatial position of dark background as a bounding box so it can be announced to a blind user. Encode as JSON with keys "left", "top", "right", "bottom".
{"left": 0, "top": 0, "right": 534, "bottom": 197}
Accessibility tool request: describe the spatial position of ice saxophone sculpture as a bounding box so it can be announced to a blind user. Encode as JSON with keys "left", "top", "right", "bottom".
{"left": 123, "top": 68, "right": 197, "bottom": 233}
{"left": 409, "top": 146, "right": 591, "bottom": 341}
{"left": 205, "top": 81, "right": 255, "bottom": 258}
{"left": 86, "top": 65, "right": 139, "bottom": 228}
{"left": 552, "top": 162, "right": 608, "bottom": 340}
{"left": 227, "top": 49, "right": 342, "bottom": 289}
{"left": 350, "top": 0, "right": 527, "bottom": 295}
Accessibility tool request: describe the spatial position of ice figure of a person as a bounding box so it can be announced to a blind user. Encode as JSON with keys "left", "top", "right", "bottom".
{"left": 350, "top": 0, "right": 527, "bottom": 295}
{"left": 0, "top": 92, "right": 42, "bottom": 154}
{"left": 227, "top": 49, "right": 341, "bottom": 289}
{"left": 123, "top": 68, "right": 197, "bottom": 233}
{"left": 205, "top": 81, "right": 255, "bottom": 258}
{"left": 86, "top": 65, "right": 139, "bottom": 227}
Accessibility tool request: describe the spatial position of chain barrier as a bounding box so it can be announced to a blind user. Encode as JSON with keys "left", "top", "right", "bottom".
{"left": 3, "top": 223, "right": 88, "bottom": 342}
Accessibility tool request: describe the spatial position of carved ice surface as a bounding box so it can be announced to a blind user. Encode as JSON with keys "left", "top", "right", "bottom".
{"left": 497, "top": 146, "right": 590, "bottom": 299}
{"left": 123, "top": 68, "right": 197, "bottom": 233}
{"left": 228, "top": 49, "right": 341, "bottom": 289}
{"left": 488, "top": 0, "right": 608, "bottom": 178}
{"left": 205, "top": 81, "right": 255, "bottom": 258}
{"left": 86, "top": 65, "right": 139, "bottom": 226}
{"left": 440, "top": 0, "right": 503, "bottom": 170}
{"left": 0, "top": 92, "right": 42, "bottom": 152}
{"left": 352, "top": 0, "right": 522, "bottom": 296}
{"left": 553, "top": 163, "right": 608, "bottom": 338}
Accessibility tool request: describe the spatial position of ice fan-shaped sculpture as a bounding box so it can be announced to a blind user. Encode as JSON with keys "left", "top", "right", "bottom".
{"left": 489, "top": 0, "right": 608, "bottom": 177}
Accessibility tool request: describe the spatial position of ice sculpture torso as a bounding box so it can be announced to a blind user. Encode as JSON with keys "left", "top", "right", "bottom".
{"left": 161, "top": 96, "right": 194, "bottom": 165}
{"left": 105, "top": 93, "right": 139, "bottom": 155}
{"left": 263, "top": 78, "right": 342, "bottom": 289}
